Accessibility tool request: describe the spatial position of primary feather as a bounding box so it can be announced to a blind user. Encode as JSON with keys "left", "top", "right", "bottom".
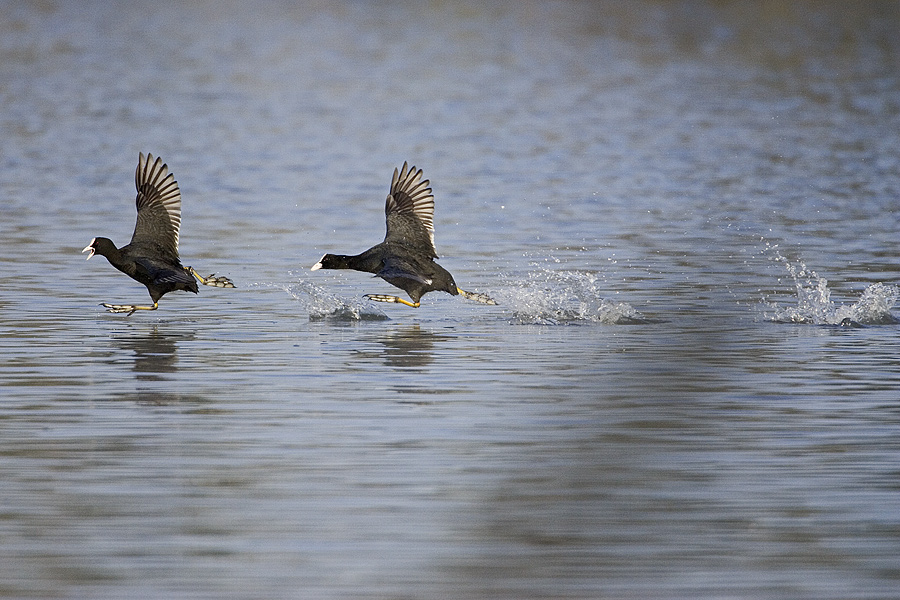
{"left": 130, "top": 152, "right": 182, "bottom": 261}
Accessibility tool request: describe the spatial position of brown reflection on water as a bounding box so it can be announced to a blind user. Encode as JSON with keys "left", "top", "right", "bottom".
{"left": 108, "top": 327, "right": 205, "bottom": 405}
{"left": 375, "top": 324, "right": 445, "bottom": 370}
{"left": 111, "top": 327, "right": 191, "bottom": 378}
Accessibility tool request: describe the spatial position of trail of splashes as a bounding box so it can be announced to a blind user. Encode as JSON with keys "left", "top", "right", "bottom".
{"left": 762, "top": 245, "right": 899, "bottom": 325}
{"left": 496, "top": 267, "right": 647, "bottom": 325}
{"left": 255, "top": 277, "right": 390, "bottom": 321}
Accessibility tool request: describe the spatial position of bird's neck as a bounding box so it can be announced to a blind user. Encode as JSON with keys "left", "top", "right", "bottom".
{"left": 95, "top": 240, "right": 128, "bottom": 271}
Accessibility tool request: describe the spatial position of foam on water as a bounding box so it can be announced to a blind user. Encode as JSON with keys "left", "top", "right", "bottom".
{"left": 762, "top": 248, "right": 899, "bottom": 325}
{"left": 496, "top": 267, "right": 646, "bottom": 325}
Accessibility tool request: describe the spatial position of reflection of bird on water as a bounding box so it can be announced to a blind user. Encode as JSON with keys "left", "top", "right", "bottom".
{"left": 108, "top": 327, "right": 215, "bottom": 405}
{"left": 311, "top": 162, "right": 496, "bottom": 308}
{"left": 83, "top": 153, "right": 235, "bottom": 315}
{"left": 112, "top": 327, "right": 194, "bottom": 378}
{"left": 375, "top": 325, "right": 443, "bottom": 369}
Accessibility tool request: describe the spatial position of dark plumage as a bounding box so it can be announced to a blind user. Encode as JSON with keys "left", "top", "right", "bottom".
{"left": 311, "top": 162, "right": 495, "bottom": 308}
{"left": 83, "top": 153, "right": 234, "bottom": 315}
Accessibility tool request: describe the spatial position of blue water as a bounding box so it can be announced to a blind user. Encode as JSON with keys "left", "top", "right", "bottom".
{"left": 2, "top": 2, "right": 900, "bottom": 598}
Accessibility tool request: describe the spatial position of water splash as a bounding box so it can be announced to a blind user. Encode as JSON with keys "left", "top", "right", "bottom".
{"left": 496, "top": 267, "right": 646, "bottom": 325}
{"left": 261, "top": 277, "right": 390, "bottom": 322}
{"left": 762, "top": 247, "right": 899, "bottom": 325}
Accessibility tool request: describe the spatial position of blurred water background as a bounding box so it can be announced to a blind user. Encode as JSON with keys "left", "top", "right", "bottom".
{"left": 2, "top": 1, "right": 900, "bottom": 598}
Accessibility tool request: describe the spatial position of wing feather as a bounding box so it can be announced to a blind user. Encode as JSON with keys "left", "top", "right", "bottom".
{"left": 130, "top": 152, "right": 182, "bottom": 260}
{"left": 384, "top": 161, "right": 437, "bottom": 258}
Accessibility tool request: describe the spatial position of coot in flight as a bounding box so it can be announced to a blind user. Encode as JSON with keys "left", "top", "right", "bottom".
{"left": 83, "top": 153, "right": 234, "bottom": 315}
{"left": 311, "top": 162, "right": 495, "bottom": 308}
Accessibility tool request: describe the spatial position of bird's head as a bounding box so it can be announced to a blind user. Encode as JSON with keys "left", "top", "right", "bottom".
{"left": 82, "top": 237, "right": 115, "bottom": 260}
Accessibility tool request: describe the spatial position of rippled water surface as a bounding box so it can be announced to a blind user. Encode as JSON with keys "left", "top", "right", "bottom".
{"left": 3, "top": 2, "right": 900, "bottom": 598}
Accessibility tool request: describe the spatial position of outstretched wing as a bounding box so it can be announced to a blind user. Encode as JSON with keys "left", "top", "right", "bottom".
{"left": 384, "top": 162, "right": 437, "bottom": 259}
{"left": 130, "top": 153, "right": 182, "bottom": 260}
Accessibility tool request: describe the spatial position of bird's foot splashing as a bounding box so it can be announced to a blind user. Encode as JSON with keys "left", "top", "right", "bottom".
{"left": 762, "top": 248, "right": 899, "bottom": 325}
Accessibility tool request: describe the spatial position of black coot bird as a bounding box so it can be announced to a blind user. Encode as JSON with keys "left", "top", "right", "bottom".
{"left": 83, "top": 153, "right": 234, "bottom": 315}
{"left": 311, "top": 162, "right": 495, "bottom": 308}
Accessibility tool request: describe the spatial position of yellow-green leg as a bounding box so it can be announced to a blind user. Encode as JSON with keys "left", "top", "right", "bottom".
{"left": 457, "top": 287, "right": 497, "bottom": 305}
{"left": 187, "top": 266, "right": 235, "bottom": 288}
{"left": 101, "top": 302, "right": 158, "bottom": 316}
{"left": 365, "top": 294, "right": 420, "bottom": 308}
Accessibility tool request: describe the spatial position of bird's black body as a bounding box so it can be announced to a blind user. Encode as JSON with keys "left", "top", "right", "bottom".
{"left": 312, "top": 162, "right": 494, "bottom": 308}
{"left": 83, "top": 153, "right": 233, "bottom": 314}
{"left": 316, "top": 242, "right": 459, "bottom": 305}
{"left": 87, "top": 236, "right": 199, "bottom": 304}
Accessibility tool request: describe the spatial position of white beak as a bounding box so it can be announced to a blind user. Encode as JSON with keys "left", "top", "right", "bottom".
{"left": 310, "top": 256, "right": 324, "bottom": 271}
{"left": 82, "top": 244, "right": 95, "bottom": 260}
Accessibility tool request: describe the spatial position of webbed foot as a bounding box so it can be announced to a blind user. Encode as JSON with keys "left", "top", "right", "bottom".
{"left": 187, "top": 266, "right": 236, "bottom": 288}
{"left": 101, "top": 302, "right": 158, "bottom": 316}
{"left": 365, "top": 294, "right": 420, "bottom": 308}
{"left": 457, "top": 288, "right": 497, "bottom": 305}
